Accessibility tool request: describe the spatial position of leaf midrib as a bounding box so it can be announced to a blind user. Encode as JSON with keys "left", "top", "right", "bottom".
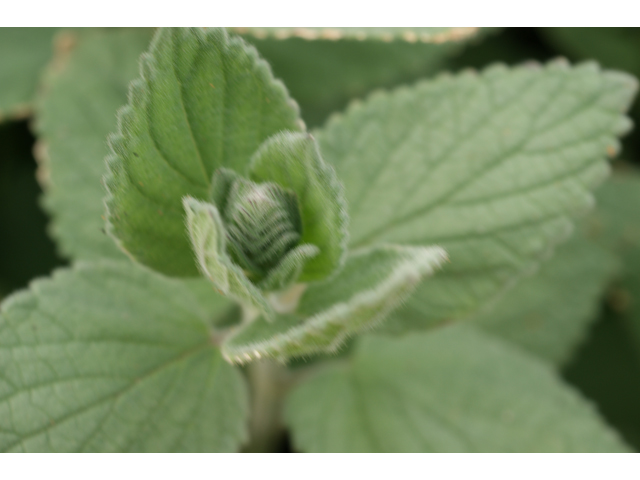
{"left": 350, "top": 73, "right": 609, "bottom": 248}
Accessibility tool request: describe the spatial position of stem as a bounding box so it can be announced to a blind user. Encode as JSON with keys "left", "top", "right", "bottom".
{"left": 244, "top": 360, "right": 291, "bottom": 452}
{"left": 239, "top": 287, "right": 305, "bottom": 452}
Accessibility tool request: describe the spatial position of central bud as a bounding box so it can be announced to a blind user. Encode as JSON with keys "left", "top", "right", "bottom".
{"left": 222, "top": 179, "right": 302, "bottom": 279}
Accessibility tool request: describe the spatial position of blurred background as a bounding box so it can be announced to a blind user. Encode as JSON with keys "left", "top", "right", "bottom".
{"left": 1, "top": 27, "right": 640, "bottom": 448}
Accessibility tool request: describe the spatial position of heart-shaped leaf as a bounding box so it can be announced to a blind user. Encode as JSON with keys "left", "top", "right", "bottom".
{"left": 105, "top": 27, "right": 304, "bottom": 277}
{"left": 0, "top": 262, "right": 248, "bottom": 452}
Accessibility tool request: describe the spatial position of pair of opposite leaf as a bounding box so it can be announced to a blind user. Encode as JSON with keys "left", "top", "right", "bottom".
{"left": 103, "top": 28, "right": 447, "bottom": 364}
{"left": 184, "top": 131, "right": 348, "bottom": 317}
{"left": 184, "top": 132, "right": 445, "bottom": 362}
{"left": 181, "top": 131, "right": 447, "bottom": 363}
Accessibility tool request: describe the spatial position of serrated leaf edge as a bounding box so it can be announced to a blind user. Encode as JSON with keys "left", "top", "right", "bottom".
{"left": 319, "top": 58, "right": 639, "bottom": 142}
{"left": 221, "top": 245, "right": 448, "bottom": 364}
{"left": 232, "top": 27, "right": 479, "bottom": 44}
{"left": 102, "top": 27, "right": 307, "bottom": 273}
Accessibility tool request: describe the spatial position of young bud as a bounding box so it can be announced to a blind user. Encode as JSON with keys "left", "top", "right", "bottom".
{"left": 223, "top": 179, "right": 302, "bottom": 279}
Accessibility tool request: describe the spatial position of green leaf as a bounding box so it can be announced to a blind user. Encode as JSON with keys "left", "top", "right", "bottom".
{"left": 186, "top": 132, "right": 348, "bottom": 308}
{"left": 221, "top": 245, "right": 447, "bottom": 363}
{"left": 586, "top": 170, "right": 640, "bottom": 356}
{"left": 233, "top": 28, "right": 480, "bottom": 43}
{"left": 257, "top": 244, "right": 320, "bottom": 292}
{"left": 285, "top": 325, "right": 628, "bottom": 452}
{"left": 105, "top": 27, "right": 304, "bottom": 277}
{"left": 34, "top": 28, "right": 153, "bottom": 261}
{"left": 318, "top": 60, "right": 637, "bottom": 327}
{"left": 184, "top": 197, "right": 273, "bottom": 316}
{"left": 0, "top": 261, "right": 248, "bottom": 452}
{"left": 0, "top": 28, "right": 57, "bottom": 120}
{"left": 470, "top": 230, "right": 619, "bottom": 366}
{"left": 245, "top": 31, "right": 492, "bottom": 127}
{"left": 248, "top": 132, "right": 348, "bottom": 281}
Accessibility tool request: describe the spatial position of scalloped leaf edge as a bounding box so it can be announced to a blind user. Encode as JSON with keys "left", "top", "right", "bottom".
{"left": 221, "top": 244, "right": 448, "bottom": 364}
{"left": 232, "top": 27, "right": 480, "bottom": 44}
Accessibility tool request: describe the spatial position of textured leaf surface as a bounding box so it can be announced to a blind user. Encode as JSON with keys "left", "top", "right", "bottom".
{"left": 249, "top": 132, "right": 348, "bottom": 281}
{"left": 258, "top": 244, "right": 320, "bottom": 292}
{"left": 184, "top": 197, "right": 273, "bottom": 315}
{"left": 0, "top": 262, "right": 248, "bottom": 452}
{"left": 35, "top": 29, "right": 153, "bottom": 261}
{"left": 105, "top": 27, "right": 303, "bottom": 277}
{"left": 285, "top": 325, "right": 627, "bottom": 452}
{"left": 471, "top": 230, "right": 618, "bottom": 366}
{"left": 0, "top": 28, "right": 57, "bottom": 120}
{"left": 318, "top": 60, "right": 637, "bottom": 326}
{"left": 233, "top": 28, "right": 479, "bottom": 43}
{"left": 222, "top": 245, "right": 447, "bottom": 363}
{"left": 246, "top": 32, "right": 489, "bottom": 127}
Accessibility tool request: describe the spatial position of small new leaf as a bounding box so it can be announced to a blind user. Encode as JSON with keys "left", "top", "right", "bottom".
{"left": 248, "top": 131, "right": 348, "bottom": 281}
{"left": 221, "top": 245, "right": 447, "bottom": 363}
{"left": 184, "top": 197, "right": 273, "bottom": 316}
{"left": 258, "top": 244, "right": 320, "bottom": 292}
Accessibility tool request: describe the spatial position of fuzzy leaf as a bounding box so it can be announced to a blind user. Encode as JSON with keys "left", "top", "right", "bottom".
{"left": 248, "top": 132, "right": 348, "bottom": 281}
{"left": 318, "top": 60, "right": 637, "bottom": 327}
{"left": 221, "top": 245, "right": 447, "bottom": 363}
{"left": 0, "top": 28, "right": 58, "bottom": 120}
{"left": 105, "top": 27, "right": 303, "bottom": 277}
{"left": 0, "top": 262, "right": 248, "bottom": 452}
{"left": 184, "top": 197, "right": 273, "bottom": 316}
{"left": 258, "top": 244, "right": 320, "bottom": 292}
{"left": 246, "top": 33, "right": 485, "bottom": 127}
{"left": 34, "top": 29, "right": 153, "bottom": 261}
{"left": 471, "top": 229, "right": 618, "bottom": 366}
{"left": 233, "top": 28, "right": 480, "bottom": 44}
{"left": 285, "top": 325, "right": 628, "bottom": 452}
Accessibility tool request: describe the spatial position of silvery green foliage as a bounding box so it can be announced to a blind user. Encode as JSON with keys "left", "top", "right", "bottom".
{"left": 1, "top": 27, "right": 638, "bottom": 452}
{"left": 221, "top": 245, "right": 447, "bottom": 363}
{"left": 184, "top": 131, "right": 349, "bottom": 319}
{"left": 0, "top": 28, "right": 58, "bottom": 119}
